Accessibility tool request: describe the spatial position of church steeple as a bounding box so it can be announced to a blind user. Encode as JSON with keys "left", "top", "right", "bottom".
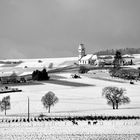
{"left": 78, "top": 44, "right": 85, "bottom": 59}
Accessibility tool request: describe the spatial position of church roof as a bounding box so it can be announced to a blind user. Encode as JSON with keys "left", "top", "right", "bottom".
{"left": 80, "top": 54, "right": 93, "bottom": 60}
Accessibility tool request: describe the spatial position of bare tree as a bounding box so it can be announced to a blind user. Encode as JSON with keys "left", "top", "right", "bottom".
{"left": 41, "top": 91, "right": 58, "bottom": 113}
{"left": 102, "top": 86, "right": 130, "bottom": 109}
{"left": 0, "top": 96, "right": 11, "bottom": 115}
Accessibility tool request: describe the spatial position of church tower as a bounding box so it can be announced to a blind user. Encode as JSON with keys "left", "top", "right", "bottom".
{"left": 78, "top": 44, "right": 85, "bottom": 59}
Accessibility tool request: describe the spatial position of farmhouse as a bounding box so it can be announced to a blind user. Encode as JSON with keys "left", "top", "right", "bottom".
{"left": 122, "top": 54, "right": 134, "bottom": 65}
{"left": 0, "top": 72, "right": 18, "bottom": 84}
{"left": 0, "top": 71, "right": 32, "bottom": 84}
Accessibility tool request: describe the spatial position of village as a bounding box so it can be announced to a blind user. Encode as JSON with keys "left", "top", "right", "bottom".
{"left": 1, "top": 0, "right": 140, "bottom": 139}
{"left": 0, "top": 44, "right": 138, "bottom": 85}
{"left": 0, "top": 49, "right": 140, "bottom": 139}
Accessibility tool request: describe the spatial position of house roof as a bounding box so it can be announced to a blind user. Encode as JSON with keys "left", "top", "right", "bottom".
{"left": 0, "top": 72, "right": 15, "bottom": 77}
{"left": 122, "top": 54, "right": 134, "bottom": 58}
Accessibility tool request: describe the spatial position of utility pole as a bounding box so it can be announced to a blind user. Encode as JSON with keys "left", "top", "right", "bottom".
{"left": 28, "top": 97, "right": 30, "bottom": 122}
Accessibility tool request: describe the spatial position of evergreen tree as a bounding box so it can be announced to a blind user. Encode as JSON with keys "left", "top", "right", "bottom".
{"left": 32, "top": 69, "right": 50, "bottom": 81}
{"left": 113, "top": 51, "right": 123, "bottom": 68}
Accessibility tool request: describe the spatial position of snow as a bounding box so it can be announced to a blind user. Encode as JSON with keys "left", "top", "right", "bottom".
{"left": 0, "top": 56, "right": 140, "bottom": 116}
{"left": 0, "top": 120, "right": 140, "bottom": 139}
{"left": 18, "top": 71, "right": 33, "bottom": 76}
{"left": 14, "top": 57, "right": 78, "bottom": 68}
{"left": 0, "top": 56, "right": 140, "bottom": 137}
{"left": 0, "top": 74, "right": 139, "bottom": 116}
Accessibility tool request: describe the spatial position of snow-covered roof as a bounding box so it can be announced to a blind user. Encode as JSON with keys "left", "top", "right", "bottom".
{"left": 122, "top": 54, "right": 134, "bottom": 58}
{"left": 80, "top": 54, "right": 93, "bottom": 61}
{"left": 91, "top": 55, "right": 98, "bottom": 60}
{"left": 18, "top": 71, "right": 32, "bottom": 76}
{"left": 98, "top": 55, "right": 114, "bottom": 59}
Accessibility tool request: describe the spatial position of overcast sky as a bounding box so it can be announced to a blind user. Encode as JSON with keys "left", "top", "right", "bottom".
{"left": 0, "top": 0, "right": 140, "bottom": 59}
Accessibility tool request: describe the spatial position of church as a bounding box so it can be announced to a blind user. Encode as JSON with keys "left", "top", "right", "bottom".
{"left": 78, "top": 44, "right": 134, "bottom": 66}
{"left": 78, "top": 44, "right": 103, "bottom": 66}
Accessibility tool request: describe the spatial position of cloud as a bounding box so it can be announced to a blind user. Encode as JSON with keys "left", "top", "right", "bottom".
{"left": 0, "top": 0, "right": 140, "bottom": 58}
{"left": 0, "top": 38, "right": 26, "bottom": 59}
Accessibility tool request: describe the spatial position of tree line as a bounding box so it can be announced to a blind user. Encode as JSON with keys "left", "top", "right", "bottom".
{"left": 94, "top": 48, "right": 140, "bottom": 56}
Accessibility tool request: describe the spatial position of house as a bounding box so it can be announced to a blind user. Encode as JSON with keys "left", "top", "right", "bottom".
{"left": 0, "top": 72, "right": 19, "bottom": 84}
{"left": 122, "top": 54, "right": 134, "bottom": 65}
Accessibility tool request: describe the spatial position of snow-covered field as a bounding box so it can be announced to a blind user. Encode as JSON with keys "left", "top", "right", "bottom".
{"left": 0, "top": 57, "right": 78, "bottom": 71}
{"left": 0, "top": 56, "right": 140, "bottom": 116}
{"left": 0, "top": 74, "right": 140, "bottom": 116}
{"left": 0, "top": 120, "right": 140, "bottom": 139}
{"left": 0, "top": 56, "right": 140, "bottom": 139}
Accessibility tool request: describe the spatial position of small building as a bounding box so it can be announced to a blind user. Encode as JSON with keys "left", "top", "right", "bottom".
{"left": 0, "top": 72, "right": 19, "bottom": 84}
{"left": 122, "top": 54, "right": 134, "bottom": 65}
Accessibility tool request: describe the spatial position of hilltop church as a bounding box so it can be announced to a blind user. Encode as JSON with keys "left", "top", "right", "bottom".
{"left": 78, "top": 44, "right": 134, "bottom": 66}
{"left": 78, "top": 44, "right": 103, "bottom": 66}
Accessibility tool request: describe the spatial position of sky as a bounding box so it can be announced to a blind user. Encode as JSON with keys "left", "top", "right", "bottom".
{"left": 0, "top": 0, "right": 140, "bottom": 59}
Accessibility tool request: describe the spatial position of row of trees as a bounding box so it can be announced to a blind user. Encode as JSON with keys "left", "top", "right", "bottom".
{"left": 0, "top": 86, "right": 130, "bottom": 115}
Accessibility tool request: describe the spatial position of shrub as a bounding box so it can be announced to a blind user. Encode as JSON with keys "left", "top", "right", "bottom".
{"left": 79, "top": 66, "right": 89, "bottom": 74}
